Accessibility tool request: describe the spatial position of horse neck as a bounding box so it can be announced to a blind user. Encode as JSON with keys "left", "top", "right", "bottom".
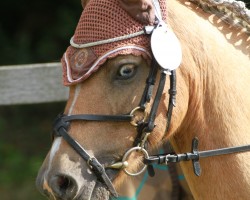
{"left": 167, "top": 0, "right": 250, "bottom": 148}
{"left": 166, "top": 0, "right": 250, "bottom": 198}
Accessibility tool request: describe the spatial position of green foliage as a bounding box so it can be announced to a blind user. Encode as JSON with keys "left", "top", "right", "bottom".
{"left": 0, "top": 141, "right": 41, "bottom": 185}
{"left": 0, "top": 103, "right": 65, "bottom": 199}
{"left": 0, "top": 0, "right": 82, "bottom": 65}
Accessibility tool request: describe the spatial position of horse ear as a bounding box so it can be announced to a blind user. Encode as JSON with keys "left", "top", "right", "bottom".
{"left": 118, "top": 0, "right": 155, "bottom": 25}
{"left": 81, "top": 0, "right": 89, "bottom": 8}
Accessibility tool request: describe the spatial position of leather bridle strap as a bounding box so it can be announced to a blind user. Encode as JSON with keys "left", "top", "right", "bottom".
{"left": 53, "top": 114, "right": 119, "bottom": 197}
{"left": 139, "top": 59, "right": 158, "bottom": 109}
{"left": 133, "top": 59, "right": 177, "bottom": 147}
{"left": 166, "top": 70, "right": 176, "bottom": 131}
{"left": 145, "top": 69, "right": 167, "bottom": 132}
{"left": 144, "top": 137, "right": 250, "bottom": 176}
{"left": 60, "top": 114, "right": 132, "bottom": 122}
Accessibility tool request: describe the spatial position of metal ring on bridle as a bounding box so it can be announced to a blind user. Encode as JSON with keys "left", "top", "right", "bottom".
{"left": 130, "top": 107, "right": 147, "bottom": 127}
{"left": 122, "top": 147, "right": 149, "bottom": 176}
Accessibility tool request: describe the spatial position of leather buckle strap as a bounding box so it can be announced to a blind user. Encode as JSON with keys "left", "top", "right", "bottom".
{"left": 61, "top": 114, "right": 133, "bottom": 122}
{"left": 139, "top": 59, "right": 158, "bottom": 109}
{"left": 166, "top": 70, "right": 177, "bottom": 131}
{"left": 145, "top": 69, "right": 167, "bottom": 133}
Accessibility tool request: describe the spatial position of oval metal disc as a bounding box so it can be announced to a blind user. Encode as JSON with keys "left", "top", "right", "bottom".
{"left": 151, "top": 25, "right": 182, "bottom": 71}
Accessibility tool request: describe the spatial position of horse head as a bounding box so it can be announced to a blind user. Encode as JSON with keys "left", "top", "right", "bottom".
{"left": 36, "top": 0, "right": 250, "bottom": 199}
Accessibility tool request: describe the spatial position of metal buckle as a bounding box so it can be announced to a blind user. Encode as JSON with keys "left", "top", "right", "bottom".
{"left": 122, "top": 147, "right": 149, "bottom": 176}
{"left": 165, "top": 155, "right": 170, "bottom": 165}
{"left": 87, "top": 157, "right": 94, "bottom": 169}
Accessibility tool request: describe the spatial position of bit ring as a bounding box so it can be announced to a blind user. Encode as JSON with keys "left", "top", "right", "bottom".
{"left": 122, "top": 147, "right": 149, "bottom": 176}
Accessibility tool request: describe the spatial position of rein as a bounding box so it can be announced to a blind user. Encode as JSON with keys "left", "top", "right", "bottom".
{"left": 144, "top": 137, "right": 250, "bottom": 177}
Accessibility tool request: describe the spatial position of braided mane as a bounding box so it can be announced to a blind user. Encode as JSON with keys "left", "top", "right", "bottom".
{"left": 190, "top": 0, "right": 250, "bottom": 34}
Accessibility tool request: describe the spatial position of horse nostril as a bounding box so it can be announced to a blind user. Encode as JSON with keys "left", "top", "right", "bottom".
{"left": 50, "top": 174, "right": 78, "bottom": 199}
{"left": 57, "top": 175, "right": 71, "bottom": 191}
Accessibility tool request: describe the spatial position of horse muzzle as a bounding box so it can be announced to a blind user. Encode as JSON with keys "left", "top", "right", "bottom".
{"left": 36, "top": 153, "right": 111, "bottom": 200}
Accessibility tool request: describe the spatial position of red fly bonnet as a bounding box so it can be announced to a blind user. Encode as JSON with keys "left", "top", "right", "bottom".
{"left": 61, "top": 0, "right": 167, "bottom": 85}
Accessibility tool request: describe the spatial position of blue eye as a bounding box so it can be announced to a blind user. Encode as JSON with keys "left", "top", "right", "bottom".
{"left": 117, "top": 64, "right": 137, "bottom": 80}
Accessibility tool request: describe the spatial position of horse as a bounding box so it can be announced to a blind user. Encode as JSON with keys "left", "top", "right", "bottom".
{"left": 36, "top": 0, "right": 250, "bottom": 199}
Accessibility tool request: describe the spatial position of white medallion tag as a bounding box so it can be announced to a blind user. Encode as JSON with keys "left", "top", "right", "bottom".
{"left": 151, "top": 23, "right": 182, "bottom": 71}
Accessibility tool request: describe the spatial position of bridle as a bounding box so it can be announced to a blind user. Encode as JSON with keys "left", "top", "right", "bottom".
{"left": 53, "top": 57, "right": 250, "bottom": 197}
{"left": 52, "top": 1, "right": 250, "bottom": 198}
{"left": 53, "top": 56, "right": 177, "bottom": 197}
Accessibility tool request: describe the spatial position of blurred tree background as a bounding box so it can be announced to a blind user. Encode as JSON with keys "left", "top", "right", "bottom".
{"left": 0, "top": 0, "right": 81, "bottom": 199}
{"left": 0, "top": 0, "right": 249, "bottom": 200}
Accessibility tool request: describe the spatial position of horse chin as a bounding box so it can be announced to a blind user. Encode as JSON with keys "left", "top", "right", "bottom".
{"left": 77, "top": 182, "right": 110, "bottom": 200}
{"left": 91, "top": 183, "right": 110, "bottom": 200}
{"left": 78, "top": 166, "right": 118, "bottom": 200}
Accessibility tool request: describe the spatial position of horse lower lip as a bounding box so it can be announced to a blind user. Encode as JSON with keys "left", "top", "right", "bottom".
{"left": 93, "top": 183, "right": 110, "bottom": 200}
{"left": 75, "top": 182, "right": 110, "bottom": 200}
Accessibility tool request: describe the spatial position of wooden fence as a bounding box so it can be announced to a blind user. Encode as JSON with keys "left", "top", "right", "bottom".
{"left": 0, "top": 63, "right": 69, "bottom": 105}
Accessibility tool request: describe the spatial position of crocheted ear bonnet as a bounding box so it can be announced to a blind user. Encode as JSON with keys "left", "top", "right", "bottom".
{"left": 62, "top": 0, "right": 167, "bottom": 85}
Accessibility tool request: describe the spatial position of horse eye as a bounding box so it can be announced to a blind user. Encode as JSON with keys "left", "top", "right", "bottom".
{"left": 117, "top": 64, "right": 137, "bottom": 80}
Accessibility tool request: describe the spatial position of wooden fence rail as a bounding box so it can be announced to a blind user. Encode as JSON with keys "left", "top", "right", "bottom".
{"left": 0, "top": 63, "right": 69, "bottom": 105}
